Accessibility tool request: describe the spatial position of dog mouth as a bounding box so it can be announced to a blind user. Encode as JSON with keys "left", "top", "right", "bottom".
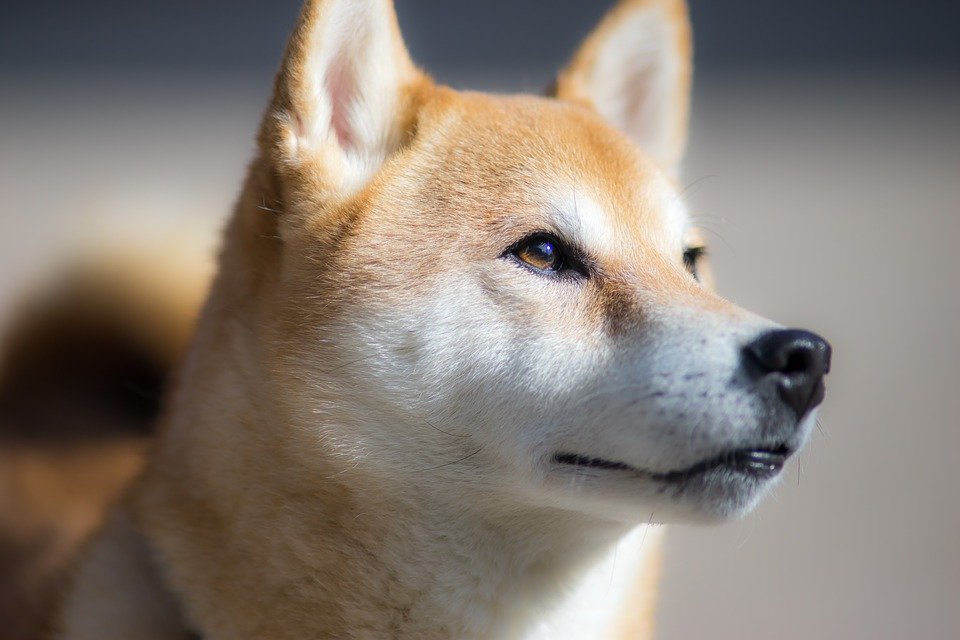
{"left": 552, "top": 445, "right": 794, "bottom": 482}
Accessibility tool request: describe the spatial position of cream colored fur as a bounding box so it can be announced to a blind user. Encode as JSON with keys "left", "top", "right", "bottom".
{"left": 57, "top": 1, "right": 819, "bottom": 638}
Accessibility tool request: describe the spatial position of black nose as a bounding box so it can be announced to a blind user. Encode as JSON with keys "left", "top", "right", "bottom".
{"left": 744, "top": 329, "right": 832, "bottom": 418}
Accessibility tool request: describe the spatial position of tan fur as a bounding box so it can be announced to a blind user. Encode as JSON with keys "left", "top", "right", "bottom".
{"left": 37, "top": 1, "right": 801, "bottom": 639}
{"left": 614, "top": 534, "right": 663, "bottom": 640}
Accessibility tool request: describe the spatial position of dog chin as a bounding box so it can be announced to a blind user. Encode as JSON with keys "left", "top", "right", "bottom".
{"left": 655, "top": 468, "right": 782, "bottom": 524}
{"left": 541, "top": 462, "right": 784, "bottom": 526}
{"left": 602, "top": 477, "right": 779, "bottom": 526}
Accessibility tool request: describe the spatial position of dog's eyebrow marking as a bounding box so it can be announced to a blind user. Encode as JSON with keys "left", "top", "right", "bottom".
{"left": 650, "top": 172, "right": 691, "bottom": 246}
{"left": 550, "top": 187, "right": 615, "bottom": 251}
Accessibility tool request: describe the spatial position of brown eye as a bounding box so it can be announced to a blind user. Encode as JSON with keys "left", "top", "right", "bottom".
{"left": 516, "top": 237, "right": 562, "bottom": 271}
{"left": 505, "top": 233, "right": 588, "bottom": 279}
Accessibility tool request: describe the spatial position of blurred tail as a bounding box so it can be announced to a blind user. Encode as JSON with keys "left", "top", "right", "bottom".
{"left": 0, "top": 248, "right": 210, "bottom": 640}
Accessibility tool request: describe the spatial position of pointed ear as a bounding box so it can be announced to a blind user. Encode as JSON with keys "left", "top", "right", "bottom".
{"left": 267, "top": 0, "right": 423, "bottom": 195}
{"left": 554, "top": 0, "right": 692, "bottom": 175}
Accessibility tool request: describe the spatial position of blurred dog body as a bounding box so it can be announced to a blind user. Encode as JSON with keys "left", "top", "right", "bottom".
{"left": 0, "top": 252, "right": 209, "bottom": 640}
{"left": 0, "top": 1, "right": 830, "bottom": 639}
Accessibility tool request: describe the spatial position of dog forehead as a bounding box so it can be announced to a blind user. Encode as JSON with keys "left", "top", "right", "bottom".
{"left": 406, "top": 91, "right": 687, "bottom": 252}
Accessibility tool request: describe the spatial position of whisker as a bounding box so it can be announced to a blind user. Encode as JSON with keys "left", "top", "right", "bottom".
{"left": 418, "top": 446, "right": 484, "bottom": 472}
{"left": 319, "top": 353, "right": 381, "bottom": 375}
{"left": 640, "top": 511, "right": 655, "bottom": 549}
{"left": 735, "top": 517, "right": 756, "bottom": 549}
{"left": 606, "top": 538, "right": 620, "bottom": 596}
{"left": 421, "top": 417, "right": 470, "bottom": 439}
{"left": 693, "top": 224, "right": 736, "bottom": 254}
{"left": 689, "top": 212, "right": 742, "bottom": 232}
{"left": 258, "top": 197, "right": 282, "bottom": 215}
{"left": 678, "top": 174, "right": 719, "bottom": 200}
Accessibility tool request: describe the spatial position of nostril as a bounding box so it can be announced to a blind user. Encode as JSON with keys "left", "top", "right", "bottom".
{"left": 782, "top": 349, "right": 813, "bottom": 375}
{"left": 744, "top": 328, "right": 832, "bottom": 418}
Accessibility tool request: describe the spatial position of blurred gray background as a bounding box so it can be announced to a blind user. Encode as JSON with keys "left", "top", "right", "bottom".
{"left": 1, "top": 1, "right": 958, "bottom": 639}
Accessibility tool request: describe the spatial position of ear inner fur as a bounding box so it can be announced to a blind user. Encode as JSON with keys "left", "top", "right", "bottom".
{"left": 554, "top": 0, "right": 692, "bottom": 175}
{"left": 264, "top": 0, "right": 428, "bottom": 201}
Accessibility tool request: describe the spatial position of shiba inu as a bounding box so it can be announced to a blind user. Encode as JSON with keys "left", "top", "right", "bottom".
{"left": 35, "top": 0, "right": 834, "bottom": 638}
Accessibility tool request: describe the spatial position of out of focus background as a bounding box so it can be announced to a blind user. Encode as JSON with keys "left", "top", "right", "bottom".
{"left": 1, "top": 1, "right": 958, "bottom": 639}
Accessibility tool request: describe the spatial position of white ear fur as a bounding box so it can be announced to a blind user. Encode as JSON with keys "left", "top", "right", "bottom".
{"left": 555, "top": 0, "right": 692, "bottom": 175}
{"left": 273, "top": 0, "right": 418, "bottom": 192}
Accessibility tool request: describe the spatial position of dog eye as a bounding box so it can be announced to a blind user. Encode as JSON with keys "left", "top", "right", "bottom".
{"left": 508, "top": 233, "right": 587, "bottom": 278}
{"left": 516, "top": 237, "right": 563, "bottom": 271}
{"left": 505, "top": 233, "right": 589, "bottom": 279}
{"left": 683, "top": 246, "right": 706, "bottom": 281}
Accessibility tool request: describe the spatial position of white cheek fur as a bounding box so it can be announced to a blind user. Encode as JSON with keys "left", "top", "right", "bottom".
{"left": 307, "top": 262, "right": 785, "bottom": 519}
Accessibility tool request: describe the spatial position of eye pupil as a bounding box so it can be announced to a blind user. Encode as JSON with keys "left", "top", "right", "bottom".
{"left": 534, "top": 241, "right": 554, "bottom": 260}
{"left": 517, "top": 238, "right": 562, "bottom": 271}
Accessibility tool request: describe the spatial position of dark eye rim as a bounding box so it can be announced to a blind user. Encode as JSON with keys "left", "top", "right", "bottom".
{"left": 683, "top": 245, "right": 707, "bottom": 281}
{"left": 502, "top": 232, "right": 590, "bottom": 279}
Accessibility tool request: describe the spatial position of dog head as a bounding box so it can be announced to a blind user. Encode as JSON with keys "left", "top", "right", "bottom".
{"left": 241, "top": 0, "right": 830, "bottom": 525}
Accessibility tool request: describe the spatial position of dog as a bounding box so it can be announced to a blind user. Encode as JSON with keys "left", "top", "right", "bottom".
{"left": 6, "top": 0, "right": 832, "bottom": 638}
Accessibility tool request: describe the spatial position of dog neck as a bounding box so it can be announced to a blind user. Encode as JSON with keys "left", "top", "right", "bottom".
{"left": 138, "top": 441, "right": 661, "bottom": 640}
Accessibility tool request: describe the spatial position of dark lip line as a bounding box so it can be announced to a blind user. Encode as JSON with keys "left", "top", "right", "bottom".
{"left": 552, "top": 445, "right": 794, "bottom": 482}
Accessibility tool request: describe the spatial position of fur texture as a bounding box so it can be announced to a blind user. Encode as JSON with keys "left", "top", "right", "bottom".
{"left": 0, "top": 1, "right": 829, "bottom": 639}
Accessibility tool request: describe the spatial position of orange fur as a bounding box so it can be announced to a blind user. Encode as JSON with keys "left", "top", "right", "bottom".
{"left": 1, "top": 2, "right": 818, "bottom": 639}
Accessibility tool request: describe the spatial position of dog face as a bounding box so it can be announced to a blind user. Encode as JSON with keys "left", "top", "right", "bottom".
{"left": 258, "top": 0, "right": 830, "bottom": 524}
